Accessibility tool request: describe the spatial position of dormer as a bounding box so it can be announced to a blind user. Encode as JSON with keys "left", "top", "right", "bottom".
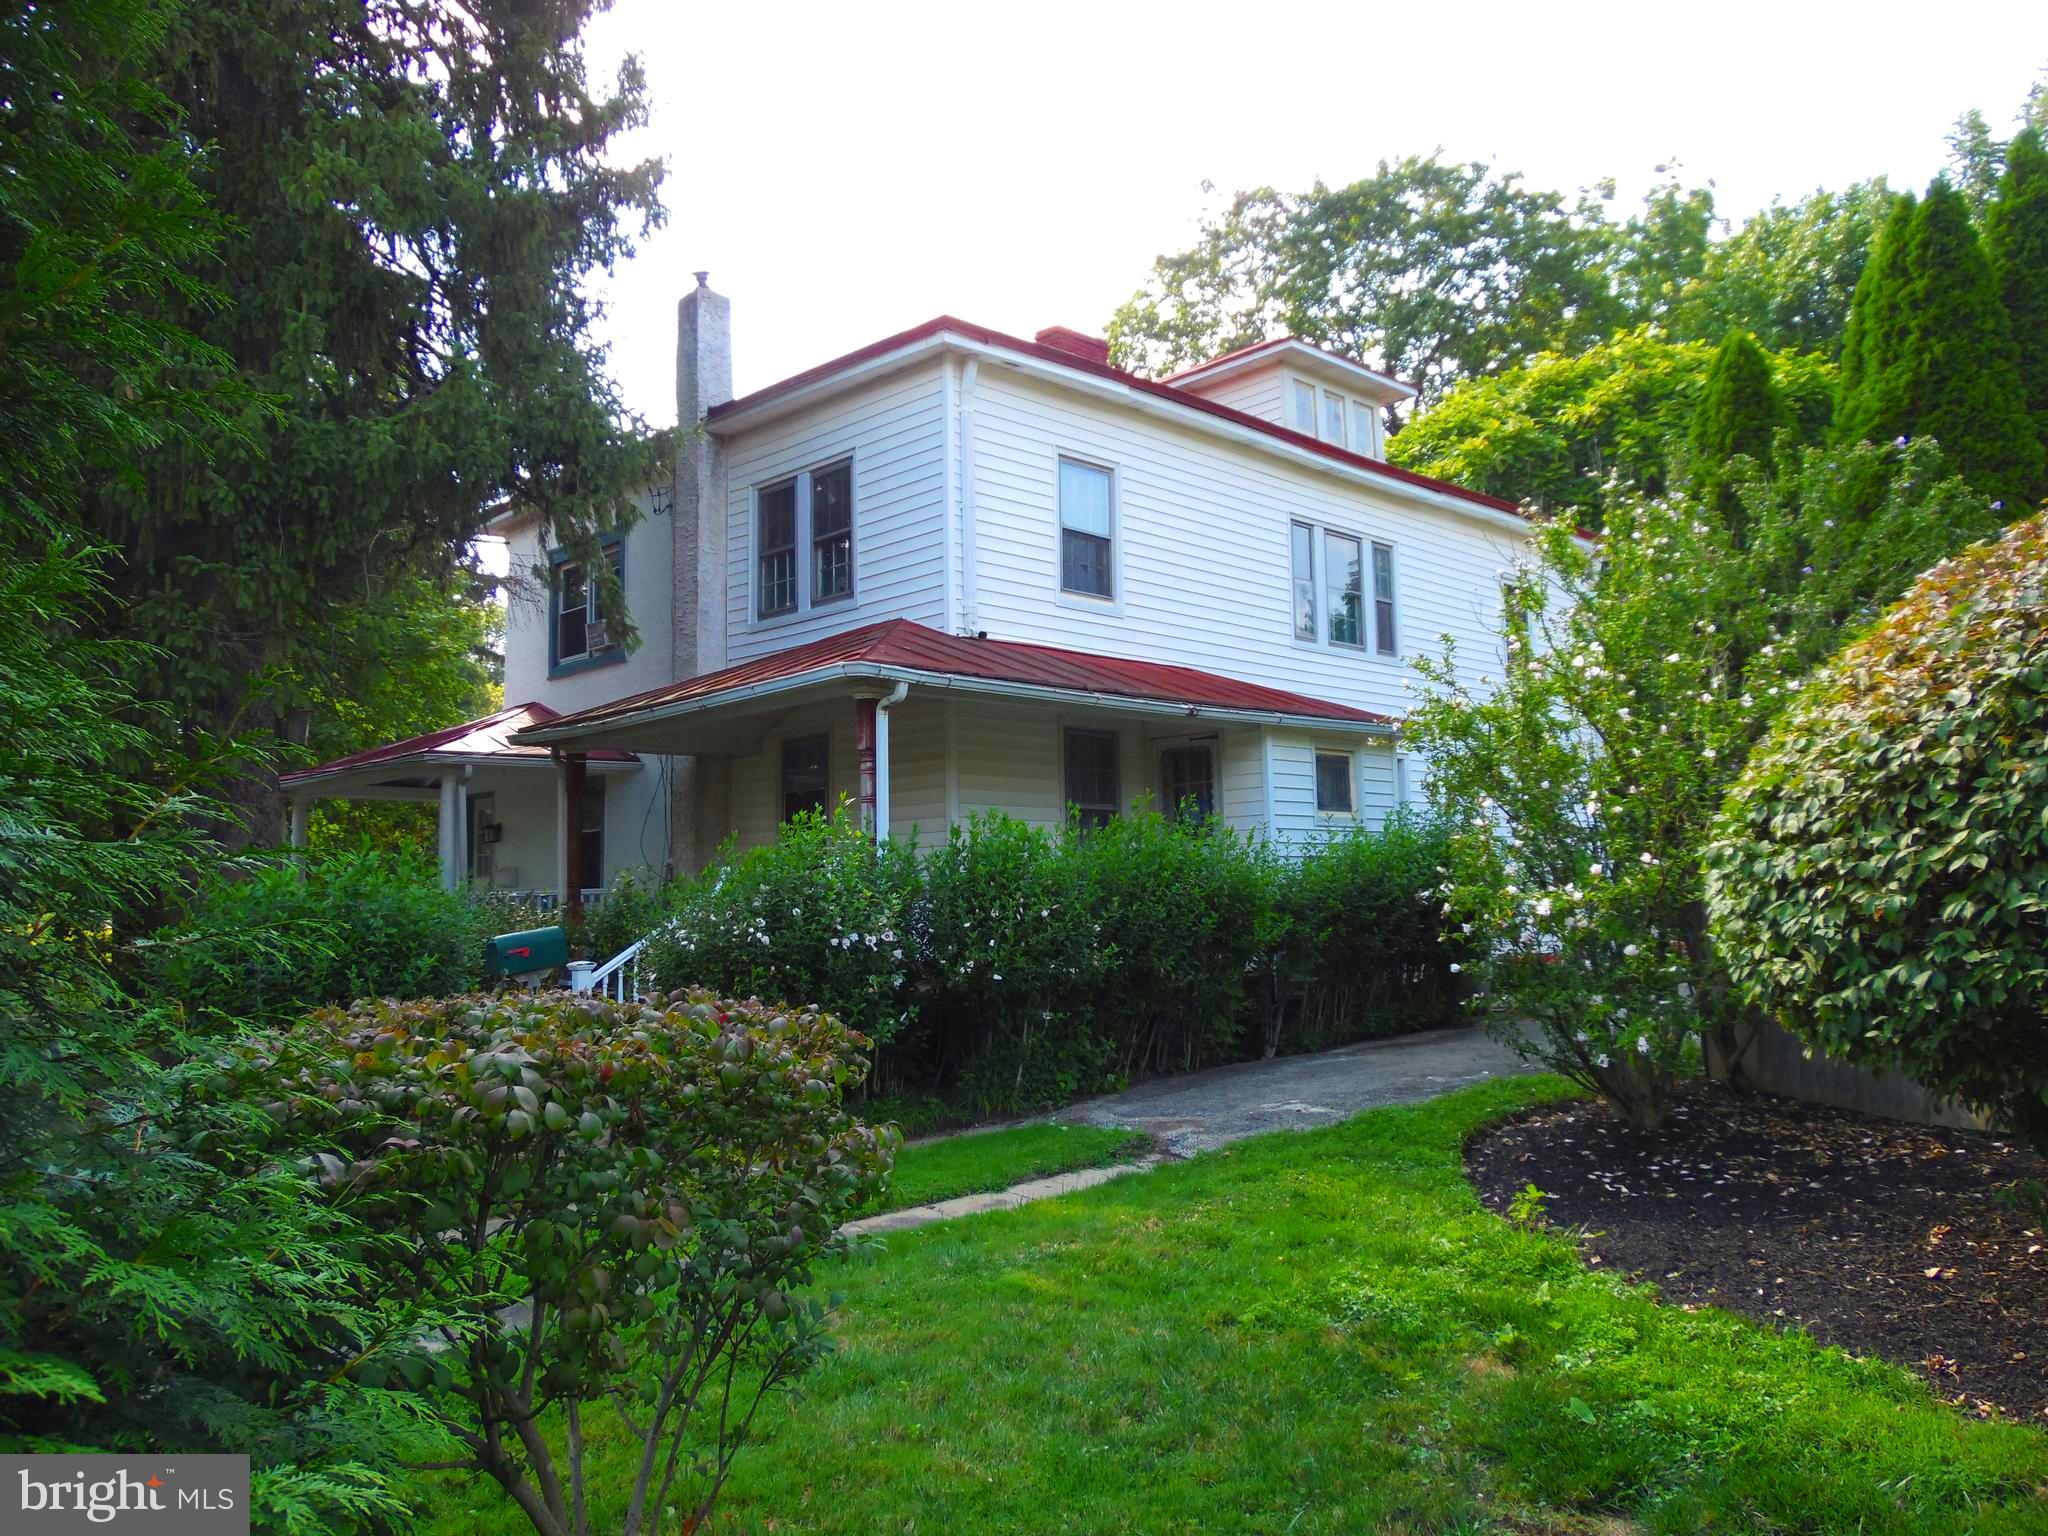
{"left": 1165, "top": 338, "right": 1416, "bottom": 460}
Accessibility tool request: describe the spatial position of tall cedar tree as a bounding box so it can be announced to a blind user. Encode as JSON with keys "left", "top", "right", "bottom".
{"left": 1989, "top": 128, "right": 2048, "bottom": 506}
{"left": 1686, "top": 329, "right": 1789, "bottom": 537}
{"left": 79, "top": 0, "right": 665, "bottom": 842}
{"left": 1834, "top": 192, "right": 1916, "bottom": 450}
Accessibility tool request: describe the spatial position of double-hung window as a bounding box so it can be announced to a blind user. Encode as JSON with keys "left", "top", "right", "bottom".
{"left": 553, "top": 539, "right": 624, "bottom": 671}
{"left": 1371, "top": 541, "right": 1397, "bottom": 655}
{"left": 780, "top": 735, "right": 829, "bottom": 823}
{"left": 1314, "top": 750, "right": 1355, "bottom": 815}
{"left": 1325, "top": 531, "right": 1364, "bottom": 648}
{"left": 756, "top": 481, "right": 798, "bottom": 618}
{"left": 811, "top": 461, "right": 852, "bottom": 603}
{"left": 1160, "top": 743, "right": 1216, "bottom": 823}
{"left": 1058, "top": 458, "right": 1114, "bottom": 599}
{"left": 578, "top": 782, "right": 606, "bottom": 887}
{"left": 1290, "top": 523, "right": 1317, "bottom": 642}
{"left": 1063, "top": 728, "right": 1120, "bottom": 830}
{"left": 756, "top": 459, "right": 853, "bottom": 620}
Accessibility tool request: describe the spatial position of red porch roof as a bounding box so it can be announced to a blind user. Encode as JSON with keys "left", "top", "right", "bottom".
{"left": 516, "top": 620, "right": 1395, "bottom": 742}
{"left": 280, "top": 701, "right": 637, "bottom": 788}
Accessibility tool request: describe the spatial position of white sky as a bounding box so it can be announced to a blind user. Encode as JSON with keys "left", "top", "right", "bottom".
{"left": 578, "top": 0, "right": 2045, "bottom": 426}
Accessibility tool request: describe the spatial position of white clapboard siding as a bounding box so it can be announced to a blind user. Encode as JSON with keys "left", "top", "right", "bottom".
{"left": 966, "top": 370, "right": 1522, "bottom": 721}
{"left": 1265, "top": 731, "right": 1402, "bottom": 852}
{"left": 723, "top": 364, "right": 948, "bottom": 668}
{"left": 1176, "top": 362, "right": 1288, "bottom": 426}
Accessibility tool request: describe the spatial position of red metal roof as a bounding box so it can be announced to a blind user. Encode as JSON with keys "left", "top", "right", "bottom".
{"left": 280, "top": 701, "right": 637, "bottom": 786}
{"left": 704, "top": 316, "right": 1521, "bottom": 518}
{"left": 521, "top": 620, "right": 1396, "bottom": 739}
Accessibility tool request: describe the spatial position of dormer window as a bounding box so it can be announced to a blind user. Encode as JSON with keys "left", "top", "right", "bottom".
{"left": 1290, "top": 380, "right": 1316, "bottom": 434}
{"left": 1288, "top": 375, "right": 1384, "bottom": 456}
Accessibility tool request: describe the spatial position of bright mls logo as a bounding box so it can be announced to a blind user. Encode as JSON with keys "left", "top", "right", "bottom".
{"left": 2, "top": 1455, "right": 249, "bottom": 1535}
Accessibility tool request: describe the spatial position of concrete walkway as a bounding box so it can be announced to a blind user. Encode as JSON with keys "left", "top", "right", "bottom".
{"left": 851, "top": 1024, "right": 1533, "bottom": 1234}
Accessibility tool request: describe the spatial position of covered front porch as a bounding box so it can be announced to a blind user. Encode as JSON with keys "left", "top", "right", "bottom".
{"left": 514, "top": 620, "right": 1407, "bottom": 861}
{"left": 278, "top": 702, "right": 642, "bottom": 901}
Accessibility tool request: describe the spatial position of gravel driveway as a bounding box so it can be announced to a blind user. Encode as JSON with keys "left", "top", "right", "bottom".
{"left": 1060, "top": 1024, "right": 1536, "bottom": 1157}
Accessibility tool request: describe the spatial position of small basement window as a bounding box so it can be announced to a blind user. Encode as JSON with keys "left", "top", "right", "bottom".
{"left": 1314, "top": 750, "right": 1355, "bottom": 815}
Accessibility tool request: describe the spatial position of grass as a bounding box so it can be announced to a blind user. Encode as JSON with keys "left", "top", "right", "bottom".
{"left": 872, "top": 1121, "right": 1152, "bottom": 1213}
{"left": 424, "top": 1077, "right": 2048, "bottom": 1534}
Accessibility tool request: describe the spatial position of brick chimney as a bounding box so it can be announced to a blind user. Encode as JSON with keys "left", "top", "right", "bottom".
{"left": 1034, "top": 325, "right": 1111, "bottom": 368}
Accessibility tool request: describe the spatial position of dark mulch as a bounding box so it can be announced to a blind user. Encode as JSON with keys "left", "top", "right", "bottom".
{"left": 1465, "top": 1083, "right": 2048, "bottom": 1420}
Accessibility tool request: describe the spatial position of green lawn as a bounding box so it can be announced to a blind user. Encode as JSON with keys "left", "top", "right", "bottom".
{"left": 873, "top": 1121, "right": 1152, "bottom": 1214}
{"left": 425, "top": 1078, "right": 2048, "bottom": 1534}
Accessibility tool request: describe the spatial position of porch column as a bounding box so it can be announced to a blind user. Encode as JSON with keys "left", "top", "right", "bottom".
{"left": 873, "top": 681, "right": 908, "bottom": 844}
{"left": 853, "top": 695, "right": 878, "bottom": 838}
{"left": 436, "top": 774, "right": 460, "bottom": 892}
{"left": 286, "top": 795, "right": 309, "bottom": 851}
{"left": 556, "top": 750, "right": 588, "bottom": 924}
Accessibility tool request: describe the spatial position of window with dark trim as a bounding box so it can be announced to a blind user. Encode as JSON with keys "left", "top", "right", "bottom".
{"left": 810, "top": 460, "right": 853, "bottom": 603}
{"left": 1290, "top": 522, "right": 1317, "bottom": 642}
{"left": 579, "top": 781, "right": 606, "bottom": 887}
{"left": 780, "top": 735, "right": 829, "bottom": 823}
{"left": 1325, "top": 531, "right": 1363, "bottom": 648}
{"left": 757, "top": 481, "right": 798, "bottom": 618}
{"left": 1063, "top": 728, "right": 1119, "bottom": 830}
{"left": 1058, "top": 458, "right": 1113, "bottom": 598}
{"left": 1371, "top": 540, "right": 1397, "bottom": 655}
{"left": 1160, "top": 743, "right": 1215, "bottom": 822}
{"left": 553, "top": 539, "right": 623, "bottom": 670}
{"left": 1314, "top": 751, "right": 1355, "bottom": 815}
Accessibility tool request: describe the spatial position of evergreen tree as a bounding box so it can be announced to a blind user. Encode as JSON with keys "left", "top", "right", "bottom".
{"left": 1834, "top": 192, "right": 1915, "bottom": 449}
{"left": 1893, "top": 179, "right": 2042, "bottom": 507}
{"left": 78, "top": 0, "right": 667, "bottom": 842}
{"left": 1989, "top": 127, "right": 2048, "bottom": 505}
{"left": 1688, "top": 329, "right": 1790, "bottom": 481}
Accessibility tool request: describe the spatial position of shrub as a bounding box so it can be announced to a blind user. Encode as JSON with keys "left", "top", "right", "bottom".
{"left": 577, "top": 867, "right": 666, "bottom": 962}
{"left": 1269, "top": 815, "right": 1464, "bottom": 1056}
{"left": 644, "top": 808, "right": 919, "bottom": 1074}
{"left": 155, "top": 848, "right": 498, "bottom": 1025}
{"left": 1707, "top": 512, "right": 2048, "bottom": 1152}
{"left": 236, "top": 987, "right": 895, "bottom": 1536}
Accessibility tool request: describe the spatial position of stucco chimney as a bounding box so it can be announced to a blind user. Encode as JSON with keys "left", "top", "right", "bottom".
{"left": 670, "top": 274, "right": 734, "bottom": 874}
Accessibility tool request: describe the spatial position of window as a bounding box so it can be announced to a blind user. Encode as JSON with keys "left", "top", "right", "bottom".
{"left": 810, "top": 460, "right": 852, "bottom": 603}
{"left": 1290, "top": 379, "right": 1316, "bottom": 433}
{"left": 1325, "top": 530, "right": 1363, "bottom": 648}
{"left": 553, "top": 540, "right": 623, "bottom": 670}
{"left": 1395, "top": 753, "right": 1412, "bottom": 807}
{"left": 780, "top": 735, "right": 829, "bottom": 823}
{"left": 1160, "top": 743, "right": 1216, "bottom": 822}
{"left": 1350, "top": 399, "right": 1379, "bottom": 456}
{"left": 466, "top": 792, "right": 496, "bottom": 882}
{"left": 1314, "top": 751, "right": 1355, "bottom": 815}
{"left": 1371, "top": 541, "right": 1397, "bottom": 655}
{"left": 1322, "top": 390, "right": 1347, "bottom": 447}
{"left": 1290, "top": 522, "right": 1317, "bottom": 642}
{"left": 1064, "top": 728, "right": 1119, "bottom": 830}
{"left": 1058, "top": 458, "right": 1113, "bottom": 598}
{"left": 757, "top": 480, "right": 797, "bottom": 617}
{"left": 579, "top": 782, "right": 606, "bottom": 887}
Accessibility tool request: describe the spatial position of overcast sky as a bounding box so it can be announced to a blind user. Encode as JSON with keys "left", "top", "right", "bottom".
{"left": 576, "top": 0, "right": 2045, "bottom": 425}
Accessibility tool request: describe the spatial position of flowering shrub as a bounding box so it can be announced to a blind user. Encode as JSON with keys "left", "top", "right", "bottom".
{"left": 1708, "top": 513, "right": 2048, "bottom": 1153}
{"left": 643, "top": 808, "right": 919, "bottom": 1071}
{"left": 236, "top": 987, "right": 894, "bottom": 1536}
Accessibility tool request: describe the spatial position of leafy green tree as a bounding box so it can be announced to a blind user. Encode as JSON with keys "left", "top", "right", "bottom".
{"left": 1834, "top": 191, "right": 1917, "bottom": 451}
{"left": 1709, "top": 513, "right": 2048, "bottom": 1153}
{"left": 1108, "top": 155, "right": 1635, "bottom": 404}
{"left": 1687, "top": 329, "right": 1790, "bottom": 531}
{"left": 1989, "top": 127, "right": 2048, "bottom": 503}
{"left": 1386, "top": 328, "right": 1831, "bottom": 520}
{"left": 79, "top": 0, "right": 667, "bottom": 843}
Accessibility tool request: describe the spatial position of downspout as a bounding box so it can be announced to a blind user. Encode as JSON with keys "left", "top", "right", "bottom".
{"left": 958, "top": 359, "right": 980, "bottom": 634}
{"left": 874, "top": 680, "right": 910, "bottom": 842}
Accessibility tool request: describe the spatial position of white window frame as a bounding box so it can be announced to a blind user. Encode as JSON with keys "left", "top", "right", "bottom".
{"left": 1371, "top": 539, "right": 1398, "bottom": 657}
{"left": 1287, "top": 519, "right": 1400, "bottom": 662}
{"left": 1313, "top": 747, "right": 1358, "bottom": 818}
{"left": 1289, "top": 377, "right": 1317, "bottom": 435}
{"left": 1155, "top": 733, "right": 1219, "bottom": 823}
{"left": 1062, "top": 725, "right": 1122, "bottom": 830}
{"left": 1289, "top": 521, "right": 1317, "bottom": 643}
{"left": 1350, "top": 397, "right": 1382, "bottom": 458}
{"left": 1054, "top": 453, "right": 1121, "bottom": 612}
{"left": 750, "top": 455, "right": 857, "bottom": 629}
{"left": 1324, "top": 529, "right": 1365, "bottom": 651}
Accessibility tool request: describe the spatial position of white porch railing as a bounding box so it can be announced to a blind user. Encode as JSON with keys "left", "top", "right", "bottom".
{"left": 501, "top": 887, "right": 608, "bottom": 914}
{"left": 571, "top": 935, "right": 650, "bottom": 1002}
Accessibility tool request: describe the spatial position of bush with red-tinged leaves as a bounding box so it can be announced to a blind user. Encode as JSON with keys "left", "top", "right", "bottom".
{"left": 237, "top": 987, "right": 896, "bottom": 1536}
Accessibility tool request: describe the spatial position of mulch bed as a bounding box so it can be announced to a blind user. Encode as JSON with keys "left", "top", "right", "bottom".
{"left": 1465, "top": 1083, "right": 2048, "bottom": 1420}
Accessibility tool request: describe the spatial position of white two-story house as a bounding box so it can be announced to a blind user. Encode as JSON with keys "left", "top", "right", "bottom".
{"left": 281, "top": 275, "right": 1534, "bottom": 903}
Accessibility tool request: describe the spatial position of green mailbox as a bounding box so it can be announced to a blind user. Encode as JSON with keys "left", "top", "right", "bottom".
{"left": 482, "top": 925, "right": 570, "bottom": 984}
